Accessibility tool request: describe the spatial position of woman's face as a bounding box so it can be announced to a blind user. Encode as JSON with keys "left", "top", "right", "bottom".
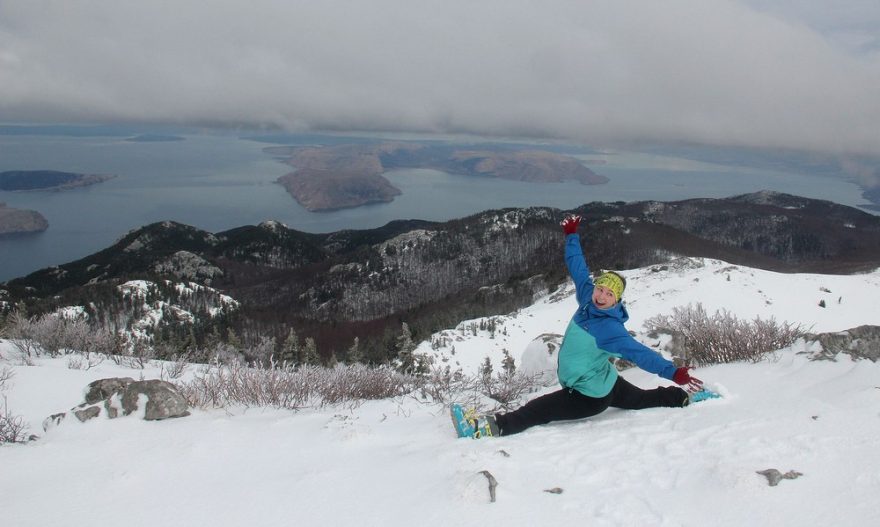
{"left": 592, "top": 285, "right": 618, "bottom": 309}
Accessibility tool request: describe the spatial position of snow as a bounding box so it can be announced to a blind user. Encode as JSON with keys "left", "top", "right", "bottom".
{"left": 2, "top": 257, "right": 880, "bottom": 526}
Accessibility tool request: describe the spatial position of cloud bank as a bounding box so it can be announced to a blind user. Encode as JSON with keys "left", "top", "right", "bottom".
{"left": 1, "top": 0, "right": 879, "bottom": 156}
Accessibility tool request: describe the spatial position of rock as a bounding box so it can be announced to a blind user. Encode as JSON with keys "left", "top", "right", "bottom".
{"left": 42, "top": 412, "right": 67, "bottom": 432}
{"left": 84, "top": 377, "right": 135, "bottom": 404}
{"left": 44, "top": 378, "right": 189, "bottom": 431}
{"left": 73, "top": 404, "right": 102, "bottom": 422}
{"left": 519, "top": 333, "right": 562, "bottom": 387}
{"left": 121, "top": 380, "right": 190, "bottom": 420}
{"left": 757, "top": 468, "right": 803, "bottom": 486}
{"left": 804, "top": 325, "right": 880, "bottom": 362}
{"left": 153, "top": 250, "right": 224, "bottom": 284}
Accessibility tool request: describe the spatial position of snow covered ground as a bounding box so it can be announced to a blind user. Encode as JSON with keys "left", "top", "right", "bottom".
{"left": 2, "top": 258, "right": 879, "bottom": 526}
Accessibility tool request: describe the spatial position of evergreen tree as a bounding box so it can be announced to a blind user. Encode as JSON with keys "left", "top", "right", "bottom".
{"left": 346, "top": 336, "right": 362, "bottom": 365}
{"left": 303, "top": 337, "right": 319, "bottom": 365}
{"left": 281, "top": 328, "right": 300, "bottom": 366}
{"left": 480, "top": 356, "right": 493, "bottom": 382}
{"left": 501, "top": 349, "right": 516, "bottom": 375}
{"left": 226, "top": 327, "right": 242, "bottom": 350}
{"left": 395, "top": 322, "right": 416, "bottom": 372}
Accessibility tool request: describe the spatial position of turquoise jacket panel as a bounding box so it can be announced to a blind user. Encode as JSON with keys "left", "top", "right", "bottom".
{"left": 557, "top": 234, "right": 677, "bottom": 397}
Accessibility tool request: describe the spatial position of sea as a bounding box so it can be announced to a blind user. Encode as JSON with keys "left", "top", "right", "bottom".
{"left": 0, "top": 127, "right": 875, "bottom": 282}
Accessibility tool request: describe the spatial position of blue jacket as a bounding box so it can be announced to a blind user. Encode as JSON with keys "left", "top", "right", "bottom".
{"left": 557, "top": 234, "right": 677, "bottom": 397}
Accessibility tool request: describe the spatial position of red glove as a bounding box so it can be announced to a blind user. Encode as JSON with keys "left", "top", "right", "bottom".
{"left": 561, "top": 215, "right": 581, "bottom": 235}
{"left": 673, "top": 367, "right": 704, "bottom": 392}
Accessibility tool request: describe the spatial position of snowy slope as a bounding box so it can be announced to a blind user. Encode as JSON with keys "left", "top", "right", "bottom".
{"left": 2, "top": 257, "right": 880, "bottom": 527}
{"left": 421, "top": 257, "right": 880, "bottom": 374}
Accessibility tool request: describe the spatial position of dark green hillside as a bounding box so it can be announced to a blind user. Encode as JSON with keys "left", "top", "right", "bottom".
{"left": 4, "top": 192, "right": 879, "bottom": 363}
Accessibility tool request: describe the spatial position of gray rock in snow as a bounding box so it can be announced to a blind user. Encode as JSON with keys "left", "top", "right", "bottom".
{"left": 73, "top": 404, "right": 101, "bottom": 422}
{"left": 43, "top": 377, "right": 189, "bottom": 431}
{"left": 84, "top": 377, "right": 135, "bottom": 404}
{"left": 42, "top": 412, "right": 67, "bottom": 432}
{"left": 804, "top": 325, "right": 880, "bottom": 362}
{"left": 121, "top": 380, "right": 190, "bottom": 420}
{"left": 757, "top": 468, "right": 803, "bottom": 486}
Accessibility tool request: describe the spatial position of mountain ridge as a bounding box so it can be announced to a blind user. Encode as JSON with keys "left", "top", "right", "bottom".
{"left": 3, "top": 191, "right": 878, "bottom": 361}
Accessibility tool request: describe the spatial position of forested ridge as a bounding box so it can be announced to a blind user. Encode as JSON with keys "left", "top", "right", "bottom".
{"left": 3, "top": 192, "right": 879, "bottom": 362}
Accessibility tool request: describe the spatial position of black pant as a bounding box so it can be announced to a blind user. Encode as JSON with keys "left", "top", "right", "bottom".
{"left": 494, "top": 376, "right": 687, "bottom": 436}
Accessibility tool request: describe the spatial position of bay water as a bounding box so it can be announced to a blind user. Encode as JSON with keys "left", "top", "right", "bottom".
{"left": 0, "top": 131, "right": 872, "bottom": 282}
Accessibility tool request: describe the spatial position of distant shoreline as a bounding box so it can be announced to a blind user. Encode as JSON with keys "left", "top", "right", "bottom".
{"left": 125, "top": 134, "right": 186, "bottom": 143}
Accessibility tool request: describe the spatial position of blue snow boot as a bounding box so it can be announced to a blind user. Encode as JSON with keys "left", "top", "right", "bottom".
{"left": 450, "top": 404, "right": 499, "bottom": 439}
{"left": 689, "top": 388, "right": 722, "bottom": 404}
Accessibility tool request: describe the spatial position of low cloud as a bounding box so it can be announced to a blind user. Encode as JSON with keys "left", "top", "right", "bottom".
{"left": 1, "top": 0, "right": 879, "bottom": 156}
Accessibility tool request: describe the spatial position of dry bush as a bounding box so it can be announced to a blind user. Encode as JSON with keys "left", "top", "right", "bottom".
{"left": 5, "top": 311, "right": 41, "bottom": 359}
{"left": 243, "top": 336, "right": 276, "bottom": 366}
{"left": 159, "top": 354, "right": 191, "bottom": 380}
{"left": 415, "top": 364, "right": 471, "bottom": 404}
{"left": 0, "top": 367, "right": 13, "bottom": 391}
{"left": 175, "top": 359, "right": 544, "bottom": 412}
{"left": 5, "top": 310, "right": 122, "bottom": 360}
{"left": 644, "top": 303, "right": 806, "bottom": 365}
{"left": 479, "top": 370, "right": 542, "bottom": 410}
{"left": 176, "top": 362, "right": 416, "bottom": 410}
{"left": 1, "top": 369, "right": 29, "bottom": 443}
{"left": 0, "top": 397, "right": 29, "bottom": 443}
{"left": 110, "top": 336, "right": 156, "bottom": 369}
{"left": 318, "top": 364, "right": 414, "bottom": 404}
{"left": 66, "top": 353, "right": 104, "bottom": 371}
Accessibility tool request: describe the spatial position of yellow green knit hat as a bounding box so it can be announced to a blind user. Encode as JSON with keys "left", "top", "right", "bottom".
{"left": 594, "top": 272, "right": 626, "bottom": 302}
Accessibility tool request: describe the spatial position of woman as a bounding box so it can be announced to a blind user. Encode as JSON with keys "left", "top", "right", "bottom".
{"left": 453, "top": 214, "right": 705, "bottom": 438}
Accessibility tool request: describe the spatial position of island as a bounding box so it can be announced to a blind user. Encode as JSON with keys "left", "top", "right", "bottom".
{"left": 0, "top": 170, "right": 116, "bottom": 191}
{"left": 270, "top": 142, "right": 608, "bottom": 212}
{"left": 0, "top": 202, "right": 49, "bottom": 234}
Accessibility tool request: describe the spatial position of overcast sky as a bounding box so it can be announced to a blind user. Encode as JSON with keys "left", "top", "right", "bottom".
{"left": 1, "top": 0, "right": 879, "bottom": 157}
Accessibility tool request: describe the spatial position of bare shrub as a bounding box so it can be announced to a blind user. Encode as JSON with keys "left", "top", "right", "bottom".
{"left": 37, "top": 316, "right": 68, "bottom": 355}
{"left": 644, "top": 303, "right": 805, "bottom": 365}
{"left": 243, "top": 336, "right": 276, "bottom": 366}
{"left": 175, "top": 354, "right": 547, "bottom": 415}
{"left": 177, "top": 362, "right": 418, "bottom": 410}
{"left": 320, "top": 364, "right": 414, "bottom": 405}
{"left": 1, "top": 395, "right": 29, "bottom": 444}
{"left": 5, "top": 311, "right": 42, "bottom": 359}
{"left": 0, "top": 367, "right": 14, "bottom": 391}
{"left": 415, "top": 364, "right": 470, "bottom": 404}
{"left": 207, "top": 342, "right": 244, "bottom": 366}
{"left": 0, "top": 368, "right": 26, "bottom": 444}
{"left": 4, "top": 310, "right": 120, "bottom": 360}
{"left": 159, "top": 354, "right": 191, "bottom": 380}
{"left": 111, "top": 336, "right": 156, "bottom": 369}
{"left": 479, "top": 369, "right": 542, "bottom": 410}
{"left": 66, "top": 353, "right": 104, "bottom": 371}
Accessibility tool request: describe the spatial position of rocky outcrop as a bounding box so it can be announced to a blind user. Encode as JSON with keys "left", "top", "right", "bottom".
{"left": 43, "top": 377, "right": 190, "bottom": 431}
{"left": 518, "top": 333, "right": 563, "bottom": 387}
{"left": 154, "top": 250, "right": 224, "bottom": 284}
{"left": 0, "top": 202, "right": 49, "bottom": 234}
{"left": 803, "top": 325, "right": 880, "bottom": 362}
